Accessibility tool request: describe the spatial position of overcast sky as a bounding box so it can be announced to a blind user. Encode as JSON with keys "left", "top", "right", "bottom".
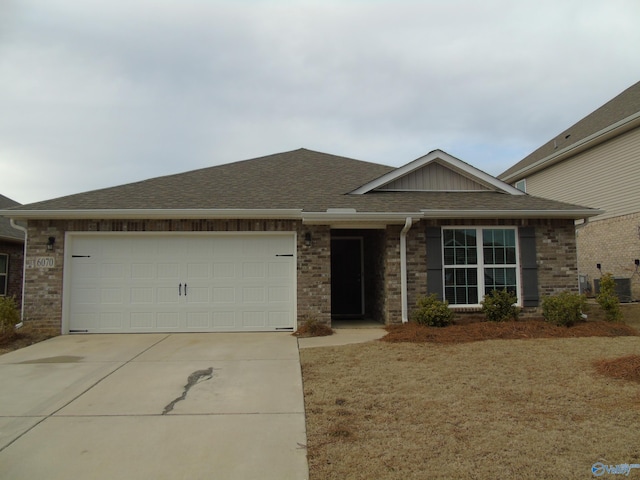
{"left": 1, "top": 0, "right": 639, "bottom": 204}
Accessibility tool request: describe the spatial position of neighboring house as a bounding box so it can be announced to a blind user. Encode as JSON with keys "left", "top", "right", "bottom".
{"left": 499, "top": 81, "right": 640, "bottom": 301}
{"left": 0, "top": 194, "right": 25, "bottom": 307}
{"left": 0, "top": 148, "right": 599, "bottom": 334}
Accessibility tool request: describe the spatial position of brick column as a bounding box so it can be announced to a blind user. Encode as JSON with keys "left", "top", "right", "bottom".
{"left": 296, "top": 224, "right": 331, "bottom": 326}
{"left": 383, "top": 225, "right": 402, "bottom": 324}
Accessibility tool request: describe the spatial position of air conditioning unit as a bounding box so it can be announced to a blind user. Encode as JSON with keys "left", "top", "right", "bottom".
{"left": 593, "top": 277, "right": 632, "bottom": 303}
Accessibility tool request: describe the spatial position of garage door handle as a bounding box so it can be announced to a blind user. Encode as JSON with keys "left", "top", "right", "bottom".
{"left": 179, "top": 283, "right": 182, "bottom": 296}
{"left": 184, "top": 283, "right": 187, "bottom": 296}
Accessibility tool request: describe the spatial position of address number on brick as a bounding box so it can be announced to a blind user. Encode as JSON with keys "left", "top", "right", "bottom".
{"left": 28, "top": 257, "right": 55, "bottom": 268}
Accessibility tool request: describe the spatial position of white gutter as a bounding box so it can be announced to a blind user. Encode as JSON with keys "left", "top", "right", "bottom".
{"left": 0, "top": 208, "right": 304, "bottom": 220}
{"left": 302, "top": 211, "right": 423, "bottom": 225}
{"left": 0, "top": 207, "right": 603, "bottom": 222}
{"left": 419, "top": 209, "right": 603, "bottom": 219}
{"left": 9, "top": 219, "right": 27, "bottom": 327}
{"left": 400, "top": 217, "right": 413, "bottom": 323}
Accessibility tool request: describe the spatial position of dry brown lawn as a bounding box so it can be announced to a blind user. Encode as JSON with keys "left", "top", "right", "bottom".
{"left": 300, "top": 303, "right": 640, "bottom": 479}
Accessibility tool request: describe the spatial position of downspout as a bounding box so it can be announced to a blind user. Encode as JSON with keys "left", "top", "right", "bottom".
{"left": 9, "top": 219, "right": 27, "bottom": 327}
{"left": 400, "top": 217, "right": 413, "bottom": 323}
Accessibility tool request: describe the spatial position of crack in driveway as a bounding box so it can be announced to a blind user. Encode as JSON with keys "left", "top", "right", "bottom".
{"left": 162, "top": 367, "right": 214, "bottom": 415}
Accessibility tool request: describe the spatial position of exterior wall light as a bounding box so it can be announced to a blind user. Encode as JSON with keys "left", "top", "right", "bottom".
{"left": 47, "top": 236, "right": 55, "bottom": 251}
{"left": 304, "top": 232, "right": 312, "bottom": 247}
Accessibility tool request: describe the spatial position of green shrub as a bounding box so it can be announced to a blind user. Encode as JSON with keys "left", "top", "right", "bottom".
{"left": 0, "top": 296, "right": 21, "bottom": 341}
{"left": 542, "top": 291, "right": 587, "bottom": 327}
{"left": 481, "top": 289, "right": 519, "bottom": 322}
{"left": 411, "top": 294, "right": 454, "bottom": 327}
{"left": 596, "top": 273, "right": 622, "bottom": 322}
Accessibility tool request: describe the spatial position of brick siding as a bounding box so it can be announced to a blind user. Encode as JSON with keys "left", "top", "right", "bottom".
{"left": 297, "top": 225, "right": 331, "bottom": 326}
{"left": 23, "top": 219, "right": 333, "bottom": 332}
{"left": 576, "top": 212, "right": 640, "bottom": 301}
{"left": 22, "top": 217, "right": 580, "bottom": 332}
{"left": 419, "top": 218, "right": 579, "bottom": 318}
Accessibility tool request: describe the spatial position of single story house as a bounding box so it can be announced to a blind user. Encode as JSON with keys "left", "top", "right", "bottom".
{"left": 0, "top": 194, "right": 25, "bottom": 307}
{"left": 0, "top": 148, "right": 600, "bottom": 334}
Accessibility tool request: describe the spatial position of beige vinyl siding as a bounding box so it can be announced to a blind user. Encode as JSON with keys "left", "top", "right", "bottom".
{"left": 379, "top": 162, "right": 490, "bottom": 191}
{"left": 525, "top": 127, "right": 640, "bottom": 221}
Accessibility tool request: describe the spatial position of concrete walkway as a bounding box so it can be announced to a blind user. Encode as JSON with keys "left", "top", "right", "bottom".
{"left": 0, "top": 333, "right": 308, "bottom": 480}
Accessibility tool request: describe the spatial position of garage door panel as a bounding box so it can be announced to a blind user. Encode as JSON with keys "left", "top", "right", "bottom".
{"left": 99, "top": 312, "right": 124, "bottom": 330}
{"left": 131, "top": 263, "right": 155, "bottom": 279}
{"left": 243, "top": 311, "right": 266, "bottom": 328}
{"left": 131, "top": 287, "right": 154, "bottom": 304}
{"left": 269, "top": 262, "right": 290, "bottom": 277}
{"left": 185, "top": 312, "right": 207, "bottom": 329}
{"left": 213, "top": 263, "right": 235, "bottom": 278}
{"left": 130, "top": 312, "right": 154, "bottom": 329}
{"left": 242, "top": 262, "right": 265, "bottom": 278}
{"left": 212, "top": 287, "right": 235, "bottom": 303}
{"left": 158, "top": 263, "right": 180, "bottom": 279}
{"left": 157, "top": 312, "right": 180, "bottom": 329}
{"left": 100, "top": 288, "right": 124, "bottom": 304}
{"left": 67, "top": 234, "right": 295, "bottom": 333}
{"left": 71, "top": 313, "right": 97, "bottom": 329}
{"left": 186, "top": 263, "right": 209, "bottom": 279}
{"left": 185, "top": 286, "right": 210, "bottom": 304}
{"left": 74, "top": 262, "right": 99, "bottom": 280}
{"left": 243, "top": 286, "right": 265, "bottom": 303}
{"left": 74, "top": 288, "right": 100, "bottom": 304}
{"left": 268, "top": 311, "right": 290, "bottom": 327}
{"left": 213, "top": 311, "right": 235, "bottom": 328}
{"left": 101, "top": 263, "right": 125, "bottom": 279}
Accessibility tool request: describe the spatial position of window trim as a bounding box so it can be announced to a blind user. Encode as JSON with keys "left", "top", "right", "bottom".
{"left": 515, "top": 179, "right": 526, "bottom": 193}
{"left": 0, "top": 253, "right": 8, "bottom": 296}
{"left": 441, "top": 226, "right": 521, "bottom": 307}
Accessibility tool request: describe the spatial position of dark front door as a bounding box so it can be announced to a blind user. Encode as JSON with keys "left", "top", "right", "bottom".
{"left": 331, "top": 237, "right": 364, "bottom": 316}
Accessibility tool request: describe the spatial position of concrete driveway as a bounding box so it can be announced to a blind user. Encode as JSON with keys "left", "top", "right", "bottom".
{"left": 0, "top": 333, "right": 308, "bottom": 480}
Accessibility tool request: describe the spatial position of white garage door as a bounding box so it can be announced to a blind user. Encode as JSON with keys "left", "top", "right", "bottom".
{"left": 65, "top": 233, "right": 296, "bottom": 333}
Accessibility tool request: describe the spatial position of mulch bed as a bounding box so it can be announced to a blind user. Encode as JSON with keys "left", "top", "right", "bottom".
{"left": 382, "top": 319, "right": 639, "bottom": 344}
{"left": 593, "top": 354, "right": 640, "bottom": 383}
{"left": 0, "top": 328, "right": 57, "bottom": 355}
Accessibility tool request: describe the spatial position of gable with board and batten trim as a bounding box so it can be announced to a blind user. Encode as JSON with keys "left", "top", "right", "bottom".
{"left": 350, "top": 149, "right": 525, "bottom": 195}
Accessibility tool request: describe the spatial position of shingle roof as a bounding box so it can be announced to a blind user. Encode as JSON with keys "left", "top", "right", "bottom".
{"left": 499, "top": 81, "right": 640, "bottom": 181}
{"left": 0, "top": 194, "right": 24, "bottom": 242}
{"left": 2, "top": 148, "right": 596, "bottom": 218}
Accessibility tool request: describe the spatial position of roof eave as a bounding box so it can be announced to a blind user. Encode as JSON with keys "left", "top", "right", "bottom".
{"left": 0, "top": 234, "right": 25, "bottom": 243}
{"left": 420, "top": 209, "right": 604, "bottom": 220}
{"left": 302, "top": 212, "right": 423, "bottom": 225}
{"left": 0, "top": 209, "right": 304, "bottom": 220}
{"left": 501, "top": 112, "right": 640, "bottom": 183}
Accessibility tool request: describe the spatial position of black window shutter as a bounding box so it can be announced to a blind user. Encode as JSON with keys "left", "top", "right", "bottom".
{"left": 426, "top": 227, "right": 443, "bottom": 300}
{"left": 518, "top": 227, "right": 539, "bottom": 307}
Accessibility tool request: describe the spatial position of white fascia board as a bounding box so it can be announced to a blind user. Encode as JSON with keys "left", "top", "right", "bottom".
{"left": 420, "top": 209, "right": 604, "bottom": 219}
{"left": 501, "top": 112, "right": 640, "bottom": 183}
{"left": 350, "top": 149, "right": 525, "bottom": 195}
{"left": 302, "top": 211, "right": 423, "bottom": 225}
{"left": 0, "top": 209, "right": 304, "bottom": 220}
